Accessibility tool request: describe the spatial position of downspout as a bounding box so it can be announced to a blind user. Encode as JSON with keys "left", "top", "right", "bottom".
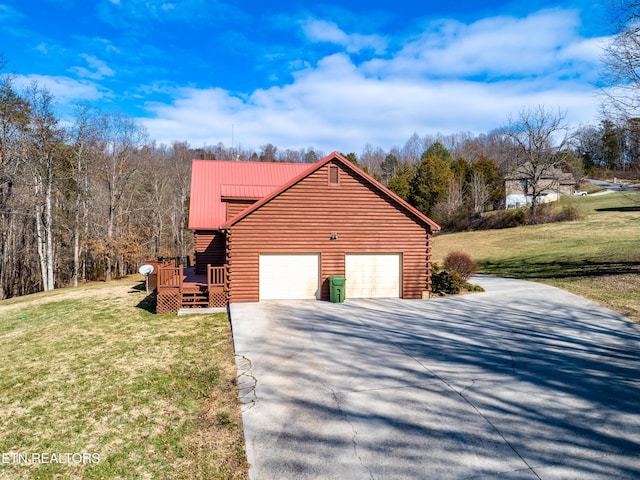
{"left": 221, "top": 227, "right": 231, "bottom": 305}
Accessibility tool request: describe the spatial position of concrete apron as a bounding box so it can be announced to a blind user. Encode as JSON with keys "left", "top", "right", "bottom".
{"left": 230, "top": 276, "right": 640, "bottom": 479}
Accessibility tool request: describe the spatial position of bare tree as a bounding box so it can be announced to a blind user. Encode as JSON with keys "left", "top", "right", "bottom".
{"left": 601, "top": 1, "right": 640, "bottom": 118}
{"left": 380, "top": 153, "right": 399, "bottom": 185}
{"left": 25, "top": 84, "right": 63, "bottom": 291}
{"left": 359, "top": 143, "right": 386, "bottom": 176}
{"left": 0, "top": 66, "right": 30, "bottom": 298}
{"left": 68, "top": 103, "right": 100, "bottom": 286}
{"left": 401, "top": 133, "right": 425, "bottom": 164}
{"left": 501, "top": 106, "right": 571, "bottom": 217}
{"left": 441, "top": 178, "right": 465, "bottom": 218}
{"left": 168, "top": 141, "right": 195, "bottom": 259}
{"left": 278, "top": 148, "right": 304, "bottom": 162}
{"left": 470, "top": 171, "right": 490, "bottom": 214}
{"left": 96, "top": 112, "right": 147, "bottom": 281}
{"left": 259, "top": 143, "right": 278, "bottom": 162}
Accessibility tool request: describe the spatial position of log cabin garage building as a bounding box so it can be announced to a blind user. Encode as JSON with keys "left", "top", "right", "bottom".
{"left": 189, "top": 152, "right": 440, "bottom": 303}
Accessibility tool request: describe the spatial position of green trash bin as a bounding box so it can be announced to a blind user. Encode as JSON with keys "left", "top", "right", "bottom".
{"left": 329, "top": 275, "right": 346, "bottom": 303}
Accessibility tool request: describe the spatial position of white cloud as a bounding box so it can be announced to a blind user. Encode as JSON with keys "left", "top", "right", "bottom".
{"left": 301, "top": 18, "right": 388, "bottom": 54}
{"left": 141, "top": 63, "right": 599, "bottom": 152}
{"left": 70, "top": 54, "right": 116, "bottom": 80}
{"left": 0, "top": 3, "right": 21, "bottom": 22}
{"left": 377, "top": 9, "right": 598, "bottom": 81}
{"left": 35, "top": 43, "right": 49, "bottom": 55}
{"left": 15, "top": 74, "right": 105, "bottom": 103}
{"left": 98, "top": 0, "right": 236, "bottom": 26}
{"left": 140, "top": 8, "right": 605, "bottom": 153}
{"left": 558, "top": 35, "right": 607, "bottom": 64}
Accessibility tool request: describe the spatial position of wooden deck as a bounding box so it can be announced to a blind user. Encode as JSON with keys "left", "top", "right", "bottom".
{"left": 156, "top": 264, "right": 227, "bottom": 314}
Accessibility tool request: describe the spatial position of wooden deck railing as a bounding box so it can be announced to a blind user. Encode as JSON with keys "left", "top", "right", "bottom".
{"left": 156, "top": 264, "right": 227, "bottom": 313}
{"left": 145, "top": 259, "right": 175, "bottom": 291}
{"left": 208, "top": 265, "right": 226, "bottom": 288}
{"left": 158, "top": 265, "right": 183, "bottom": 289}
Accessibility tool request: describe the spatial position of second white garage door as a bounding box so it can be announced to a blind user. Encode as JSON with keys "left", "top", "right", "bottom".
{"left": 259, "top": 254, "right": 320, "bottom": 300}
{"left": 345, "top": 253, "right": 401, "bottom": 298}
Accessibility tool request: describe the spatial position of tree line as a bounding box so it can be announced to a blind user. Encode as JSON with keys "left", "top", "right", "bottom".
{"left": 3, "top": 8, "right": 640, "bottom": 300}
{"left": 1, "top": 71, "right": 191, "bottom": 298}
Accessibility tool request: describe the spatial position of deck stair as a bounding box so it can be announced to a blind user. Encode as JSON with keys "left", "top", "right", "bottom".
{"left": 180, "top": 285, "right": 209, "bottom": 307}
{"left": 156, "top": 264, "right": 227, "bottom": 314}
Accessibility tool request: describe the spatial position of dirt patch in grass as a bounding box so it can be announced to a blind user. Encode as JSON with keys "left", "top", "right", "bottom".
{"left": 0, "top": 279, "right": 248, "bottom": 479}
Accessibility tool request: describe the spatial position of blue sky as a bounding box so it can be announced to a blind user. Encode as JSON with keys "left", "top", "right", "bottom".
{"left": 1, "top": 0, "right": 611, "bottom": 154}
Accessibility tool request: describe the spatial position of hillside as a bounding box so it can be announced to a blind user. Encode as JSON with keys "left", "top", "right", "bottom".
{"left": 433, "top": 191, "right": 640, "bottom": 322}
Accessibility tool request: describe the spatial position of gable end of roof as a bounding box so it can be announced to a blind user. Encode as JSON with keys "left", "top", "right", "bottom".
{"left": 221, "top": 152, "right": 441, "bottom": 232}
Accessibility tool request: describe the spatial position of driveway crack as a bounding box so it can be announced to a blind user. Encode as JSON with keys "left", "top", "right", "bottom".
{"left": 503, "top": 342, "right": 518, "bottom": 375}
{"left": 374, "top": 329, "right": 543, "bottom": 480}
{"left": 323, "top": 382, "right": 374, "bottom": 480}
{"left": 235, "top": 354, "right": 257, "bottom": 411}
{"left": 458, "top": 378, "right": 476, "bottom": 395}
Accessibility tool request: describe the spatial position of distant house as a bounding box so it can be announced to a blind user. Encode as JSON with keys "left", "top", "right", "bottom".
{"left": 188, "top": 152, "right": 440, "bottom": 304}
{"left": 504, "top": 163, "right": 575, "bottom": 208}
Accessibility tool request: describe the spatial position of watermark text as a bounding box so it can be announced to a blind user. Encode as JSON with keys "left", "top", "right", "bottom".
{"left": 1, "top": 452, "right": 100, "bottom": 465}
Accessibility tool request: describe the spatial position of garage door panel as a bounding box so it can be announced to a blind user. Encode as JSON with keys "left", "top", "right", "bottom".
{"left": 259, "top": 254, "right": 320, "bottom": 300}
{"left": 345, "top": 254, "right": 401, "bottom": 298}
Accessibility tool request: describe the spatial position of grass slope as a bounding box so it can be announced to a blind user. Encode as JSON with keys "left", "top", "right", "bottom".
{"left": 433, "top": 191, "right": 640, "bottom": 322}
{"left": 0, "top": 280, "right": 248, "bottom": 480}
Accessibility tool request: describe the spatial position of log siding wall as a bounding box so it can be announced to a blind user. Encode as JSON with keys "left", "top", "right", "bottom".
{"left": 194, "top": 200, "right": 257, "bottom": 275}
{"left": 227, "top": 161, "right": 433, "bottom": 302}
{"left": 194, "top": 230, "right": 225, "bottom": 274}
{"left": 225, "top": 199, "right": 257, "bottom": 221}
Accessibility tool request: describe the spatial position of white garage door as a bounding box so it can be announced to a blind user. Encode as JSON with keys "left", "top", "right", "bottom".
{"left": 345, "top": 253, "right": 401, "bottom": 298}
{"left": 259, "top": 254, "right": 320, "bottom": 300}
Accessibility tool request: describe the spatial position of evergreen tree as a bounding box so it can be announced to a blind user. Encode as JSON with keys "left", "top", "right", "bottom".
{"left": 343, "top": 152, "right": 359, "bottom": 166}
{"left": 380, "top": 153, "right": 399, "bottom": 185}
{"left": 424, "top": 141, "right": 452, "bottom": 164}
{"left": 388, "top": 161, "right": 416, "bottom": 201}
{"left": 408, "top": 152, "right": 452, "bottom": 215}
{"left": 601, "top": 120, "right": 621, "bottom": 170}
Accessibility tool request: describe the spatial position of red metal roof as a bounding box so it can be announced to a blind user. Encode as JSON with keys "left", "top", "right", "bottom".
{"left": 220, "top": 184, "right": 280, "bottom": 199}
{"left": 189, "top": 160, "right": 311, "bottom": 229}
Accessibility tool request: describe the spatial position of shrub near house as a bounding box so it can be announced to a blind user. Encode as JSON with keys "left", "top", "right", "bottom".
{"left": 432, "top": 251, "right": 483, "bottom": 295}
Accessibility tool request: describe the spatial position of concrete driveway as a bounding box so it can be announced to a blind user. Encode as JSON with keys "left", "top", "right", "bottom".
{"left": 230, "top": 276, "right": 640, "bottom": 479}
{"left": 587, "top": 178, "right": 638, "bottom": 193}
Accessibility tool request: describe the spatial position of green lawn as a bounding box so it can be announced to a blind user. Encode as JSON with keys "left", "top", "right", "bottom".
{"left": 1, "top": 191, "right": 637, "bottom": 480}
{"left": 0, "top": 280, "right": 248, "bottom": 480}
{"left": 433, "top": 191, "right": 640, "bottom": 322}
